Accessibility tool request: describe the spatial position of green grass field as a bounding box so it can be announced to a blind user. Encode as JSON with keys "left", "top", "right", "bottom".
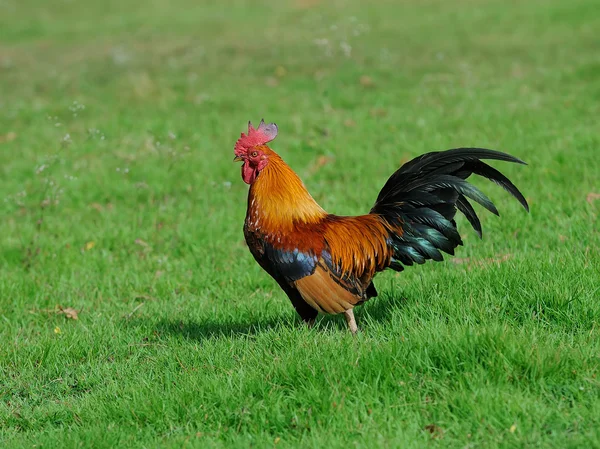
{"left": 1, "top": 0, "right": 599, "bottom": 447}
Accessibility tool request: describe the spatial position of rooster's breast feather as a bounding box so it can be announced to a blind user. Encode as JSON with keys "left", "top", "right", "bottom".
{"left": 243, "top": 224, "right": 323, "bottom": 284}
{"left": 245, "top": 216, "right": 387, "bottom": 313}
{"left": 263, "top": 244, "right": 319, "bottom": 282}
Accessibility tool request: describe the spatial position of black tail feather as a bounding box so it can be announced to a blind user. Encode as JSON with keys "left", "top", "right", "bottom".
{"left": 466, "top": 161, "right": 530, "bottom": 212}
{"left": 456, "top": 194, "right": 482, "bottom": 238}
{"left": 371, "top": 148, "right": 528, "bottom": 272}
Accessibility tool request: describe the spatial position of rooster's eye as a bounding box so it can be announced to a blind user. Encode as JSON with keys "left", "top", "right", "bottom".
{"left": 251, "top": 151, "right": 258, "bottom": 157}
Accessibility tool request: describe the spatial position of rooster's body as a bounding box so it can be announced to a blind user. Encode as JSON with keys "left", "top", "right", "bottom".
{"left": 234, "top": 120, "right": 528, "bottom": 333}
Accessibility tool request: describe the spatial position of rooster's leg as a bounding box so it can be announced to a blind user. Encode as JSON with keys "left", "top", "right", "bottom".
{"left": 344, "top": 309, "right": 358, "bottom": 335}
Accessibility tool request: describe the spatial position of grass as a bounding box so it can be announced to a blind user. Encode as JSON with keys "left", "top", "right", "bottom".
{"left": 1, "top": 0, "right": 599, "bottom": 447}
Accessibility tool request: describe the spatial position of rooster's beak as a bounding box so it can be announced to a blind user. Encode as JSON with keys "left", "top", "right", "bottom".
{"left": 233, "top": 156, "right": 243, "bottom": 163}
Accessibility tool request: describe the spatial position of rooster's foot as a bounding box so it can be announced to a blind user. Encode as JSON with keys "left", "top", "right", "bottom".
{"left": 344, "top": 309, "right": 358, "bottom": 335}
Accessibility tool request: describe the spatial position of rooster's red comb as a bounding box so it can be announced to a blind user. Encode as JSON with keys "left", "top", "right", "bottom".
{"left": 234, "top": 119, "right": 278, "bottom": 156}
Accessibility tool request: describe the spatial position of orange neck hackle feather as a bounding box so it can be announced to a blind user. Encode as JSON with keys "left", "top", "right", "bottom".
{"left": 247, "top": 146, "right": 326, "bottom": 232}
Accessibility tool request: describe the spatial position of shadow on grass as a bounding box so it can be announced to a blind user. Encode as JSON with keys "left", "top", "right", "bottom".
{"left": 133, "top": 294, "right": 411, "bottom": 342}
{"left": 358, "top": 293, "right": 411, "bottom": 323}
{"left": 315, "top": 295, "right": 411, "bottom": 331}
{"left": 144, "top": 315, "right": 286, "bottom": 342}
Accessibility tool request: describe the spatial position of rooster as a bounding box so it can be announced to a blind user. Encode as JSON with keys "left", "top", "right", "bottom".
{"left": 234, "top": 120, "right": 529, "bottom": 333}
